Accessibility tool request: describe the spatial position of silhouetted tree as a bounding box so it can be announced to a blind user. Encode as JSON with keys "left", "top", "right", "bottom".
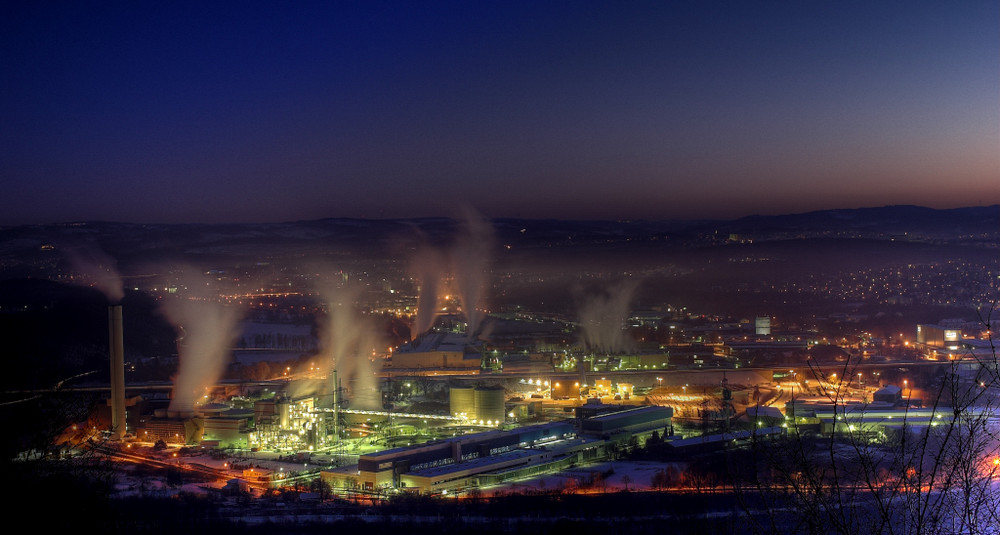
{"left": 733, "top": 303, "right": 1000, "bottom": 535}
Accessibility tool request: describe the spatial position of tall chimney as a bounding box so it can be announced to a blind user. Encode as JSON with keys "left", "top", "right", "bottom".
{"left": 109, "top": 305, "right": 126, "bottom": 440}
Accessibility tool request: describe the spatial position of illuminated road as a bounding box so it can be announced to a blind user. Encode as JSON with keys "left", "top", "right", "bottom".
{"left": 89, "top": 442, "right": 254, "bottom": 489}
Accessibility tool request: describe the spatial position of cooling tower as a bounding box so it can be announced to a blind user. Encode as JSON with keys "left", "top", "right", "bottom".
{"left": 108, "top": 305, "right": 126, "bottom": 440}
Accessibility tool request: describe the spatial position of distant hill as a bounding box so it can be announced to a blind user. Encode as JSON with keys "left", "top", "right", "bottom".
{"left": 0, "top": 205, "right": 996, "bottom": 313}
{"left": 720, "top": 205, "right": 1000, "bottom": 237}
{"left": 0, "top": 206, "right": 996, "bottom": 271}
{"left": 0, "top": 205, "right": 995, "bottom": 388}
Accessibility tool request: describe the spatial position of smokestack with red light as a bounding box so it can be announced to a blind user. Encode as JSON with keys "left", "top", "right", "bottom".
{"left": 109, "top": 304, "right": 126, "bottom": 440}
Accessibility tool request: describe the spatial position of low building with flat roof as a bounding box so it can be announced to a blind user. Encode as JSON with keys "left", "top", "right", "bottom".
{"left": 390, "top": 332, "right": 482, "bottom": 370}
{"left": 665, "top": 427, "right": 785, "bottom": 455}
{"left": 917, "top": 324, "right": 962, "bottom": 350}
{"left": 323, "top": 405, "right": 674, "bottom": 495}
{"left": 399, "top": 436, "right": 604, "bottom": 493}
{"left": 323, "top": 422, "right": 575, "bottom": 492}
{"left": 580, "top": 405, "right": 673, "bottom": 442}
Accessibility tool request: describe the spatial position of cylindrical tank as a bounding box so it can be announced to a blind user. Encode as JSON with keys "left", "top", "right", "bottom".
{"left": 449, "top": 387, "right": 475, "bottom": 420}
{"left": 474, "top": 386, "right": 505, "bottom": 424}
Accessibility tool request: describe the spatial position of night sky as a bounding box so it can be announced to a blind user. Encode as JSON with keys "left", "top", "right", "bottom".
{"left": 2, "top": 1, "right": 998, "bottom": 225}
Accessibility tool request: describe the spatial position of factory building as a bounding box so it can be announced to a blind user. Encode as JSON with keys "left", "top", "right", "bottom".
{"left": 916, "top": 324, "right": 963, "bottom": 351}
{"left": 550, "top": 379, "right": 582, "bottom": 399}
{"left": 390, "top": 332, "right": 483, "bottom": 370}
{"left": 582, "top": 352, "right": 671, "bottom": 371}
{"left": 201, "top": 409, "right": 253, "bottom": 448}
{"left": 398, "top": 437, "right": 603, "bottom": 493}
{"left": 811, "top": 405, "right": 966, "bottom": 436}
{"left": 740, "top": 406, "right": 785, "bottom": 427}
{"left": 498, "top": 353, "right": 553, "bottom": 374}
{"left": 253, "top": 397, "right": 285, "bottom": 429}
{"left": 323, "top": 405, "right": 674, "bottom": 494}
{"left": 755, "top": 316, "right": 771, "bottom": 336}
{"left": 872, "top": 385, "right": 903, "bottom": 405}
{"left": 786, "top": 399, "right": 966, "bottom": 436}
{"left": 579, "top": 405, "right": 673, "bottom": 443}
{"left": 323, "top": 422, "right": 579, "bottom": 493}
{"left": 664, "top": 427, "right": 785, "bottom": 455}
{"left": 134, "top": 413, "right": 204, "bottom": 445}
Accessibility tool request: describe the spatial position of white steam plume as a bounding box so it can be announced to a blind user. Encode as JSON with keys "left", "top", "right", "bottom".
{"left": 160, "top": 270, "right": 244, "bottom": 414}
{"left": 64, "top": 244, "right": 125, "bottom": 303}
{"left": 317, "top": 282, "right": 383, "bottom": 410}
{"left": 577, "top": 279, "right": 639, "bottom": 354}
{"left": 410, "top": 246, "right": 447, "bottom": 338}
{"left": 450, "top": 207, "right": 493, "bottom": 339}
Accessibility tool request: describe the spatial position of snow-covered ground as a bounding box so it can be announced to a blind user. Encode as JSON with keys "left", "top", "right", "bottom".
{"left": 113, "top": 443, "right": 689, "bottom": 499}
{"left": 483, "top": 460, "right": 687, "bottom": 494}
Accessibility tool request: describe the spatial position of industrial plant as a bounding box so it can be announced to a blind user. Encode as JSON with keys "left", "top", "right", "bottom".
{"left": 92, "top": 279, "right": 997, "bottom": 492}
{"left": 104, "top": 298, "right": 677, "bottom": 494}
{"left": 4, "top": 205, "right": 997, "bottom": 535}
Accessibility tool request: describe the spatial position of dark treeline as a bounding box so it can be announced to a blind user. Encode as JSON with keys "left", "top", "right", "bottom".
{"left": 75, "top": 490, "right": 747, "bottom": 534}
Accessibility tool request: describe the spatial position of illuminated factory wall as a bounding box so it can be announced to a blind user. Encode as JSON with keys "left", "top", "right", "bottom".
{"left": 203, "top": 416, "right": 249, "bottom": 448}
{"left": 135, "top": 416, "right": 204, "bottom": 445}
{"left": 391, "top": 333, "right": 482, "bottom": 370}
{"left": 755, "top": 316, "right": 772, "bottom": 336}
{"left": 613, "top": 353, "right": 670, "bottom": 370}
{"left": 580, "top": 405, "right": 673, "bottom": 439}
{"left": 916, "top": 324, "right": 962, "bottom": 350}
{"left": 550, "top": 380, "right": 581, "bottom": 399}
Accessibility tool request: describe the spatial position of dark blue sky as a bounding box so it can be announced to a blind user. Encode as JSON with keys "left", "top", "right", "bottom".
{"left": 2, "top": 1, "right": 998, "bottom": 224}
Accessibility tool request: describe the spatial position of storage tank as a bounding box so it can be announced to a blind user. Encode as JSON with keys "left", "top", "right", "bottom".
{"left": 449, "top": 387, "right": 475, "bottom": 420}
{"left": 474, "top": 386, "right": 506, "bottom": 425}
